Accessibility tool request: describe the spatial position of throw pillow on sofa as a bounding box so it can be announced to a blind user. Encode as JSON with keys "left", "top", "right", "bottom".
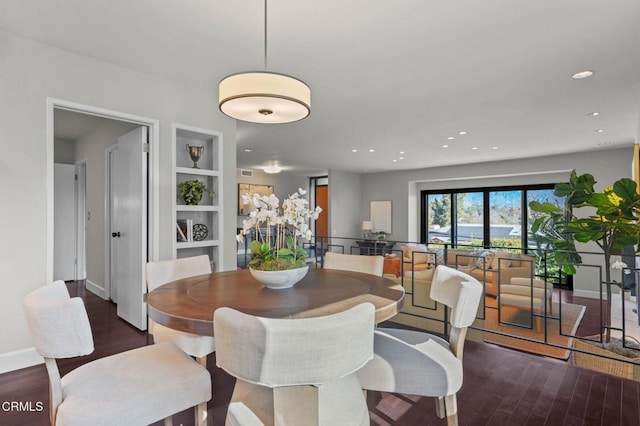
{"left": 490, "top": 250, "right": 513, "bottom": 269}
{"left": 474, "top": 251, "right": 494, "bottom": 269}
{"left": 426, "top": 247, "right": 445, "bottom": 265}
{"left": 402, "top": 244, "right": 427, "bottom": 264}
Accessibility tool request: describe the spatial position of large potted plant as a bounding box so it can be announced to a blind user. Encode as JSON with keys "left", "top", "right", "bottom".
{"left": 530, "top": 170, "right": 640, "bottom": 337}
{"left": 237, "top": 188, "right": 322, "bottom": 289}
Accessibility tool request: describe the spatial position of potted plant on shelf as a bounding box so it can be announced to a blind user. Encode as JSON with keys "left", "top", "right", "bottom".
{"left": 237, "top": 188, "right": 322, "bottom": 289}
{"left": 178, "top": 180, "right": 214, "bottom": 205}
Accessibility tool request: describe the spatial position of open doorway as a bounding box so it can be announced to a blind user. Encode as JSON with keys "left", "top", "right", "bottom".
{"left": 47, "top": 99, "right": 159, "bottom": 330}
{"left": 310, "top": 176, "right": 329, "bottom": 248}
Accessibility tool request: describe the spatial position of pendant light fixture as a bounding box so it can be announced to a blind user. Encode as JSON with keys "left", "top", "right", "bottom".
{"left": 219, "top": 0, "right": 311, "bottom": 124}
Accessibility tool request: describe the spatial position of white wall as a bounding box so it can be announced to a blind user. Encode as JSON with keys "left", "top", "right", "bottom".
{"left": 54, "top": 138, "right": 74, "bottom": 163}
{"left": 0, "top": 30, "right": 237, "bottom": 372}
{"left": 328, "top": 169, "right": 362, "bottom": 241}
{"left": 74, "top": 119, "right": 138, "bottom": 294}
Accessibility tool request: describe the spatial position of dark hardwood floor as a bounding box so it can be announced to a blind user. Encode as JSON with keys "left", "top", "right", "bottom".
{"left": 1, "top": 282, "right": 638, "bottom": 425}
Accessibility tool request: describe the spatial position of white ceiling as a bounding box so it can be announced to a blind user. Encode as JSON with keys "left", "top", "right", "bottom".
{"left": 3, "top": 0, "right": 640, "bottom": 176}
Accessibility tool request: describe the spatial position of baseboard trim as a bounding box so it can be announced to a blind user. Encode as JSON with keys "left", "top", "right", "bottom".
{"left": 86, "top": 279, "right": 107, "bottom": 299}
{"left": 574, "top": 289, "right": 608, "bottom": 300}
{"left": 0, "top": 347, "right": 43, "bottom": 374}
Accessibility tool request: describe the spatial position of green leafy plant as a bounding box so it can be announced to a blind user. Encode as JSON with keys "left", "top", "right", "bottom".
{"left": 529, "top": 170, "right": 640, "bottom": 341}
{"left": 373, "top": 231, "right": 388, "bottom": 240}
{"left": 237, "top": 188, "right": 322, "bottom": 271}
{"left": 178, "top": 180, "right": 213, "bottom": 205}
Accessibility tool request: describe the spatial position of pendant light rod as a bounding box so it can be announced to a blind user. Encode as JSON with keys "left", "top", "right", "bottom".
{"left": 264, "top": 0, "right": 268, "bottom": 69}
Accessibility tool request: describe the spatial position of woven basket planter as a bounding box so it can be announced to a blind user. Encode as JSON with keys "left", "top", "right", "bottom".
{"left": 573, "top": 335, "right": 640, "bottom": 382}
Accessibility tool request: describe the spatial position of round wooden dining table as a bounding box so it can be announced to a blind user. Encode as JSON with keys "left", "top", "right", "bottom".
{"left": 146, "top": 268, "right": 405, "bottom": 336}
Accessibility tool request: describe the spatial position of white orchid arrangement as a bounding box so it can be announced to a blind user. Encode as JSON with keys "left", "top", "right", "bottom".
{"left": 237, "top": 188, "right": 322, "bottom": 271}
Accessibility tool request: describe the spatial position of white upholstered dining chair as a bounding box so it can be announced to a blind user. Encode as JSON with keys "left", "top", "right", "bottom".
{"left": 214, "top": 303, "right": 376, "bottom": 426}
{"left": 357, "top": 265, "right": 483, "bottom": 426}
{"left": 23, "top": 280, "right": 211, "bottom": 426}
{"left": 145, "top": 255, "right": 215, "bottom": 366}
{"left": 323, "top": 251, "right": 384, "bottom": 276}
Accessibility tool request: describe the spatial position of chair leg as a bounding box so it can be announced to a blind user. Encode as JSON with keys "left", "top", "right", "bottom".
{"left": 194, "top": 356, "right": 208, "bottom": 425}
{"left": 444, "top": 394, "right": 458, "bottom": 426}
{"left": 195, "top": 403, "right": 207, "bottom": 426}
{"left": 435, "top": 396, "right": 446, "bottom": 419}
{"left": 196, "top": 355, "right": 207, "bottom": 367}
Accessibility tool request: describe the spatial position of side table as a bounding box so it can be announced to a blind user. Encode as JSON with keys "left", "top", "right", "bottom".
{"left": 383, "top": 255, "right": 401, "bottom": 277}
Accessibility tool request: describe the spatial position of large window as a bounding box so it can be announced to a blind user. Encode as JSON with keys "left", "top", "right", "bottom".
{"left": 456, "top": 192, "right": 484, "bottom": 246}
{"left": 489, "top": 190, "right": 522, "bottom": 249}
{"left": 421, "top": 184, "right": 558, "bottom": 249}
{"left": 425, "top": 193, "right": 452, "bottom": 244}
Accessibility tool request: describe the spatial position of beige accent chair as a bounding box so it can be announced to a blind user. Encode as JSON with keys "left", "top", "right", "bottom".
{"left": 357, "top": 265, "right": 483, "bottom": 426}
{"left": 23, "top": 281, "right": 211, "bottom": 426}
{"left": 499, "top": 277, "right": 554, "bottom": 331}
{"left": 146, "top": 255, "right": 215, "bottom": 366}
{"left": 214, "top": 303, "right": 375, "bottom": 426}
{"left": 323, "top": 251, "right": 384, "bottom": 276}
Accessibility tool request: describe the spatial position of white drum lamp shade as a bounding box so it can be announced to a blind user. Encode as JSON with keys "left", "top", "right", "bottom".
{"left": 362, "top": 221, "right": 375, "bottom": 231}
{"left": 219, "top": 72, "right": 311, "bottom": 124}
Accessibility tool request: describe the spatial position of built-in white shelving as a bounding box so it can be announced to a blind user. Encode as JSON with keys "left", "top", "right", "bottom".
{"left": 172, "top": 124, "right": 223, "bottom": 271}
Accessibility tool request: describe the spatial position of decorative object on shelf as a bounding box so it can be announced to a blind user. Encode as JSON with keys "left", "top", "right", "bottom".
{"left": 218, "top": 0, "right": 310, "bottom": 124}
{"left": 186, "top": 144, "right": 204, "bottom": 169}
{"left": 237, "top": 188, "right": 322, "bottom": 289}
{"left": 530, "top": 169, "right": 640, "bottom": 342}
{"left": 178, "top": 180, "right": 214, "bottom": 205}
{"left": 192, "top": 223, "right": 208, "bottom": 241}
{"left": 249, "top": 265, "right": 310, "bottom": 289}
{"left": 177, "top": 219, "right": 190, "bottom": 242}
{"left": 362, "top": 220, "right": 374, "bottom": 240}
{"left": 176, "top": 222, "right": 188, "bottom": 242}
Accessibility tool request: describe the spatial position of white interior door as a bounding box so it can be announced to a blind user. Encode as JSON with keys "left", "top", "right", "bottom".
{"left": 107, "top": 146, "right": 118, "bottom": 303}
{"left": 54, "top": 163, "right": 76, "bottom": 281}
{"left": 113, "top": 126, "right": 148, "bottom": 330}
{"left": 75, "top": 162, "right": 86, "bottom": 280}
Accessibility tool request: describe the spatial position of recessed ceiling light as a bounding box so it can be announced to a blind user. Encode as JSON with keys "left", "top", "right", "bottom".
{"left": 244, "top": 149, "right": 253, "bottom": 152}
{"left": 447, "top": 136, "right": 455, "bottom": 140}
{"left": 587, "top": 112, "right": 600, "bottom": 117}
{"left": 492, "top": 146, "right": 498, "bottom": 150}
{"left": 442, "top": 144, "right": 449, "bottom": 148}
{"left": 399, "top": 151, "right": 405, "bottom": 154}
{"left": 369, "top": 149, "right": 375, "bottom": 153}
{"left": 595, "top": 129, "right": 604, "bottom": 133}
{"left": 571, "top": 70, "right": 594, "bottom": 80}
{"left": 458, "top": 131, "right": 467, "bottom": 135}
{"left": 472, "top": 147, "right": 478, "bottom": 150}
{"left": 399, "top": 157, "right": 405, "bottom": 160}
{"left": 392, "top": 159, "right": 397, "bottom": 162}
{"left": 351, "top": 149, "right": 358, "bottom": 153}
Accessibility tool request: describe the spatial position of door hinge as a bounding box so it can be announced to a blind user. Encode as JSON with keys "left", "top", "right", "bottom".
{"left": 143, "top": 143, "right": 150, "bottom": 153}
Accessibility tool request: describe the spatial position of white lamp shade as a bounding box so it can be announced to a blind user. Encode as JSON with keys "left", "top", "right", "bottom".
{"left": 219, "top": 72, "right": 311, "bottom": 124}
{"left": 362, "top": 221, "right": 375, "bottom": 231}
